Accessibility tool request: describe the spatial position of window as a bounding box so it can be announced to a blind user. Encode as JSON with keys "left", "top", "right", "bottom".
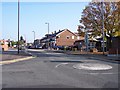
{"left": 72, "top": 36, "right": 74, "bottom": 39}
{"left": 66, "top": 36, "right": 70, "bottom": 39}
{"left": 56, "top": 36, "right": 60, "bottom": 38}
{"left": 77, "top": 36, "right": 80, "bottom": 40}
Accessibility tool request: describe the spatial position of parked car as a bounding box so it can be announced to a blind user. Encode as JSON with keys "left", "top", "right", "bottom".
{"left": 57, "top": 46, "right": 64, "bottom": 50}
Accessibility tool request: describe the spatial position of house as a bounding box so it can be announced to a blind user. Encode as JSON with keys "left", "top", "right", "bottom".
{"left": 74, "top": 36, "right": 103, "bottom": 52}
{"left": 55, "top": 29, "right": 78, "bottom": 46}
{"left": 40, "top": 29, "right": 80, "bottom": 49}
{"left": 0, "top": 40, "right": 9, "bottom": 51}
{"left": 108, "top": 36, "right": 120, "bottom": 56}
{"left": 74, "top": 38, "right": 85, "bottom": 50}
{"left": 34, "top": 39, "right": 41, "bottom": 48}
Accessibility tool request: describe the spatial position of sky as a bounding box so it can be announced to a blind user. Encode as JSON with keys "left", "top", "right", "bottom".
{"left": 2, "top": 1, "right": 90, "bottom": 43}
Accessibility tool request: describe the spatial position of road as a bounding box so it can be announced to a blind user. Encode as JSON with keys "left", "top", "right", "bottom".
{"left": 2, "top": 49, "right": 119, "bottom": 88}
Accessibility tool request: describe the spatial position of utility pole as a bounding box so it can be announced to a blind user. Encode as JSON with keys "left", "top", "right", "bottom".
{"left": 45, "top": 22, "right": 50, "bottom": 49}
{"left": 32, "top": 31, "right": 35, "bottom": 45}
{"left": 18, "top": 0, "right": 20, "bottom": 54}
{"left": 85, "top": 29, "right": 89, "bottom": 53}
{"left": 102, "top": 0, "right": 105, "bottom": 55}
{"left": 45, "top": 22, "right": 49, "bottom": 34}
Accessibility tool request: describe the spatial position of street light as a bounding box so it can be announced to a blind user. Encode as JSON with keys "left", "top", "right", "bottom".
{"left": 18, "top": 0, "right": 20, "bottom": 54}
{"left": 32, "top": 31, "right": 35, "bottom": 45}
{"left": 102, "top": 0, "right": 105, "bottom": 55}
{"left": 45, "top": 22, "right": 49, "bottom": 34}
{"left": 85, "top": 28, "right": 89, "bottom": 53}
{"left": 45, "top": 22, "right": 50, "bottom": 49}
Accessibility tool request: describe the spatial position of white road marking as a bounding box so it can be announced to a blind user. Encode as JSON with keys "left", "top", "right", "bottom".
{"left": 73, "top": 63, "right": 112, "bottom": 70}
{"left": 71, "top": 72, "right": 116, "bottom": 75}
{"left": 28, "top": 49, "right": 45, "bottom": 52}
{"left": 46, "top": 53, "right": 64, "bottom": 55}
{"left": 55, "top": 63, "right": 68, "bottom": 68}
{"left": 89, "top": 73, "right": 114, "bottom": 75}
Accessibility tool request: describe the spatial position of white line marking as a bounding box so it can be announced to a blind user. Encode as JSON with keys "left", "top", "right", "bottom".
{"left": 73, "top": 63, "right": 112, "bottom": 70}
{"left": 89, "top": 73, "right": 114, "bottom": 75}
{"left": 55, "top": 63, "right": 68, "bottom": 68}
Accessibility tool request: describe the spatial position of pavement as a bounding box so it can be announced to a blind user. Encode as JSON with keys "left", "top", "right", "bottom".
{"left": 0, "top": 49, "right": 34, "bottom": 65}
{"left": 67, "top": 51, "right": 120, "bottom": 60}
{"left": 1, "top": 50, "right": 31, "bottom": 60}
{"left": 43, "top": 50, "right": 120, "bottom": 63}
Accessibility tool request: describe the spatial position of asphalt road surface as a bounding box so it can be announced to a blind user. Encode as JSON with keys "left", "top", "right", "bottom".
{"left": 2, "top": 49, "right": 119, "bottom": 88}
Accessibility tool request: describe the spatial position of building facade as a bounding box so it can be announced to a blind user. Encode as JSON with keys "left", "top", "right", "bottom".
{"left": 55, "top": 29, "right": 78, "bottom": 46}
{"left": 0, "top": 40, "right": 8, "bottom": 51}
{"left": 40, "top": 29, "right": 80, "bottom": 49}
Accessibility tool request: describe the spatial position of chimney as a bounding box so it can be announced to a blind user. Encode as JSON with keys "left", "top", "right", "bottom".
{"left": 54, "top": 31, "right": 56, "bottom": 34}
{"left": 59, "top": 30, "right": 61, "bottom": 32}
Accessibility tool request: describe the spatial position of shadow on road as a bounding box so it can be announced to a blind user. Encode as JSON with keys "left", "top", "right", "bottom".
{"left": 43, "top": 60, "right": 83, "bottom": 63}
{"left": 2, "top": 51, "right": 31, "bottom": 56}
{"left": 2, "top": 51, "right": 31, "bottom": 61}
{"left": 102, "top": 81, "right": 118, "bottom": 88}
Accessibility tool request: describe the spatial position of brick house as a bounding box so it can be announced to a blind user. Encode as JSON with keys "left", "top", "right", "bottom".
{"left": 55, "top": 29, "right": 78, "bottom": 46}
{"left": 40, "top": 29, "right": 79, "bottom": 49}
{"left": 0, "top": 40, "right": 8, "bottom": 51}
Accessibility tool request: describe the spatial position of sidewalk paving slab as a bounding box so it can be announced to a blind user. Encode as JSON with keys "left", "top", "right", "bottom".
{"left": 47, "top": 50, "right": 120, "bottom": 63}
{"left": 1, "top": 50, "right": 32, "bottom": 61}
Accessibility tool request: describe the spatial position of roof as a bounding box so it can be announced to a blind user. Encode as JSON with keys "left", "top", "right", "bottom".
{"left": 41, "top": 29, "right": 77, "bottom": 41}
{"left": 89, "top": 38, "right": 98, "bottom": 42}
{"left": 0, "top": 40, "right": 8, "bottom": 42}
{"left": 56, "top": 29, "right": 77, "bottom": 37}
{"left": 75, "top": 40, "right": 84, "bottom": 42}
{"left": 40, "top": 30, "right": 64, "bottom": 41}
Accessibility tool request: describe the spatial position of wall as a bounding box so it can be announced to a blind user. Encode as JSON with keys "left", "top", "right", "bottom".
{"left": 109, "top": 36, "right": 120, "bottom": 55}
{"left": 56, "top": 30, "right": 77, "bottom": 46}
{"left": 0, "top": 40, "right": 8, "bottom": 51}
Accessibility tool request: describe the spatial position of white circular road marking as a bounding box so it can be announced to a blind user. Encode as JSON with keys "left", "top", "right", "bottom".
{"left": 73, "top": 63, "right": 112, "bottom": 70}
{"left": 46, "top": 53, "right": 64, "bottom": 55}
{"left": 55, "top": 63, "right": 68, "bottom": 68}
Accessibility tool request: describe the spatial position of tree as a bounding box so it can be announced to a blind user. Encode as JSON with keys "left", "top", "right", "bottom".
{"left": 19, "top": 36, "right": 25, "bottom": 45}
{"left": 77, "top": 25, "right": 85, "bottom": 37}
{"left": 20, "top": 36, "right": 24, "bottom": 41}
{"left": 80, "top": 1, "right": 120, "bottom": 50}
{"left": 11, "top": 41, "right": 17, "bottom": 46}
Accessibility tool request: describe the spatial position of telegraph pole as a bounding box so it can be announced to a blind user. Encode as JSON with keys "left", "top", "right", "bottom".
{"left": 102, "top": 0, "right": 105, "bottom": 55}
{"left": 45, "top": 22, "right": 50, "bottom": 49}
{"left": 18, "top": 0, "right": 20, "bottom": 54}
{"left": 32, "top": 31, "right": 35, "bottom": 45}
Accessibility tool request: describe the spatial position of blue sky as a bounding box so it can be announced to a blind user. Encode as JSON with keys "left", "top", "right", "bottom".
{"left": 2, "top": 2, "right": 89, "bottom": 43}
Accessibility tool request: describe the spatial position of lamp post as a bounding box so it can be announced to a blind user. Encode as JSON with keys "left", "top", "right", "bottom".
{"left": 32, "top": 31, "right": 35, "bottom": 45}
{"left": 45, "top": 22, "right": 49, "bottom": 34}
{"left": 102, "top": 0, "right": 105, "bottom": 55}
{"left": 18, "top": 0, "right": 20, "bottom": 54}
{"left": 85, "top": 29, "right": 89, "bottom": 53}
{"left": 45, "top": 22, "right": 50, "bottom": 49}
